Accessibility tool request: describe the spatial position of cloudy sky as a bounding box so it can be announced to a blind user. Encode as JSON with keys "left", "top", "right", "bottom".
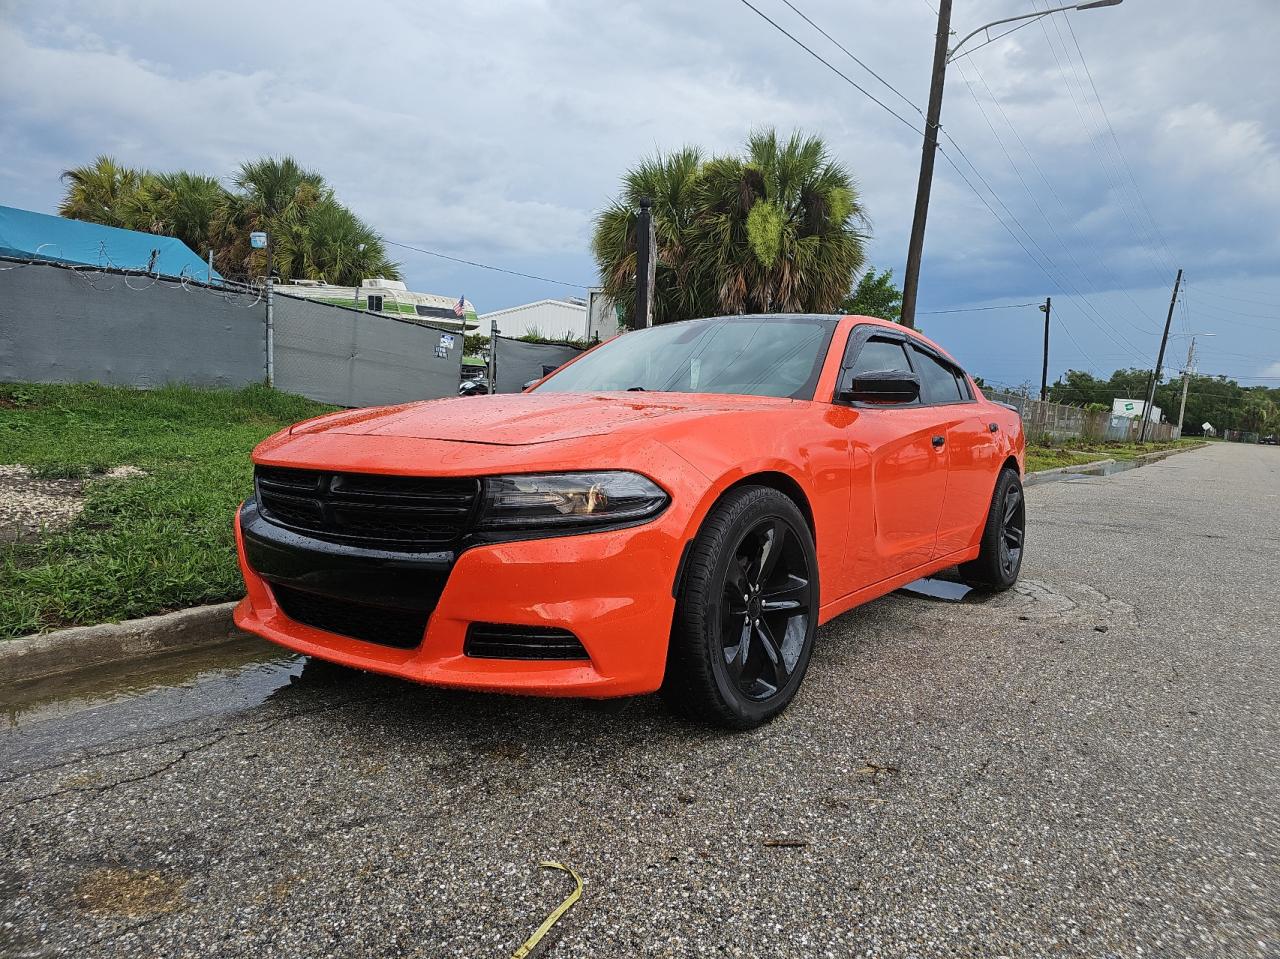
{"left": 2, "top": 0, "right": 1278, "bottom": 390}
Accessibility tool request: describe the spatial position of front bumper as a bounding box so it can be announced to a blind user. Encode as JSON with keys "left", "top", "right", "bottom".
{"left": 233, "top": 500, "right": 683, "bottom": 697}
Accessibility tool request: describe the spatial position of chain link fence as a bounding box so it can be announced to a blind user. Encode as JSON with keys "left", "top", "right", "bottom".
{"left": 984, "top": 389, "right": 1177, "bottom": 444}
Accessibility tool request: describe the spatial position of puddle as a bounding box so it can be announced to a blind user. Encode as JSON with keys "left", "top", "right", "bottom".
{"left": 1026, "top": 456, "right": 1148, "bottom": 486}
{"left": 0, "top": 638, "right": 302, "bottom": 762}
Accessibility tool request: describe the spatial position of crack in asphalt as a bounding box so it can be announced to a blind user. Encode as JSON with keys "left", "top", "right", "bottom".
{"left": 1, "top": 697, "right": 368, "bottom": 819}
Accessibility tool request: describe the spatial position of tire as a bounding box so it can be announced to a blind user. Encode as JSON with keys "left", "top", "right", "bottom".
{"left": 661, "top": 486, "right": 819, "bottom": 730}
{"left": 959, "top": 467, "right": 1025, "bottom": 591}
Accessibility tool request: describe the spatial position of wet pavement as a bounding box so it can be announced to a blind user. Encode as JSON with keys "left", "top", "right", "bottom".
{"left": 1, "top": 442, "right": 1277, "bottom": 958}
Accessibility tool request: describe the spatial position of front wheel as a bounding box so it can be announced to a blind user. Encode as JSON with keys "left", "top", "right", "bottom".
{"left": 662, "top": 486, "right": 818, "bottom": 730}
{"left": 959, "top": 467, "right": 1025, "bottom": 591}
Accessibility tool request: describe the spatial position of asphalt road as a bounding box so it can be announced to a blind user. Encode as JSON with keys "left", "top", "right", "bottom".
{"left": 2, "top": 443, "right": 1277, "bottom": 958}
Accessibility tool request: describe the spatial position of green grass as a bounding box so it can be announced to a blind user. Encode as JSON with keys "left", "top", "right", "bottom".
{"left": 1024, "top": 438, "right": 1200, "bottom": 475}
{"left": 0, "top": 382, "right": 334, "bottom": 638}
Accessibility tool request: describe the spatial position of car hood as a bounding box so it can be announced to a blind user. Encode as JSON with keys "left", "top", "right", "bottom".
{"left": 292, "top": 392, "right": 799, "bottom": 447}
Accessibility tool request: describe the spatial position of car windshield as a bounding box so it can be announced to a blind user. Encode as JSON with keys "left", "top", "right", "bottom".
{"left": 533, "top": 315, "right": 838, "bottom": 400}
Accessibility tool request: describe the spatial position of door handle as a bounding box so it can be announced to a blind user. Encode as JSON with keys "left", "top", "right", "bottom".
{"left": 931, "top": 435, "right": 946, "bottom": 448}
{"left": 989, "top": 422, "right": 999, "bottom": 433}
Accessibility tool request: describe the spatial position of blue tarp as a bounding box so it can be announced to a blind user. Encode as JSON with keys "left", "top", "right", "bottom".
{"left": 0, "top": 205, "right": 222, "bottom": 282}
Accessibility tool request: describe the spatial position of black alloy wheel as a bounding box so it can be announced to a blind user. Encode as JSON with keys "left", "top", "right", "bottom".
{"left": 997, "top": 482, "right": 1025, "bottom": 580}
{"left": 663, "top": 486, "right": 819, "bottom": 729}
{"left": 720, "top": 518, "right": 813, "bottom": 702}
{"left": 959, "top": 467, "right": 1025, "bottom": 591}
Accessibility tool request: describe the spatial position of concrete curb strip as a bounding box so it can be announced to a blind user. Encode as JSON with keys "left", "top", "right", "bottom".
{"left": 0, "top": 602, "right": 244, "bottom": 685}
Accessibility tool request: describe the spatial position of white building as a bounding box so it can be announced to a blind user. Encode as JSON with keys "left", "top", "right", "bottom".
{"left": 479, "top": 298, "right": 588, "bottom": 341}
{"left": 1112, "top": 398, "right": 1163, "bottom": 423}
{"left": 276, "top": 278, "right": 479, "bottom": 332}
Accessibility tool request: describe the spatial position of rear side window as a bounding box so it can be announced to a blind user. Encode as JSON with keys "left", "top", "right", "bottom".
{"left": 910, "top": 346, "right": 965, "bottom": 404}
{"left": 850, "top": 337, "right": 912, "bottom": 376}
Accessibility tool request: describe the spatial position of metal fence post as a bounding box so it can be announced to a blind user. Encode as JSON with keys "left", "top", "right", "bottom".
{"left": 265, "top": 275, "right": 275, "bottom": 386}
{"left": 487, "top": 322, "right": 499, "bottom": 395}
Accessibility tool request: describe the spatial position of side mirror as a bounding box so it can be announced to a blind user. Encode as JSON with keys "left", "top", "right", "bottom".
{"left": 838, "top": 370, "right": 921, "bottom": 405}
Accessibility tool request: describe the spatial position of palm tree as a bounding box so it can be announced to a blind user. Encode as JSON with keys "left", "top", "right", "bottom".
{"left": 274, "top": 197, "right": 401, "bottom": 286}
{"left": 121, "top": 171, "right": 228, "bottom": 257}
{"left": 592, "top": 131, "right": 868, "bottom": 323}
{"left": 695, "top": 130, "right": 868, "bottom": 314}
{"left": 592, "top": 146, "right": 711, "bottom": 326}
{"left": 58, "top": 156, "right": 145, "bottom": 227}
{"left": 57, "top": 154, "right": 401, "bottom": 286}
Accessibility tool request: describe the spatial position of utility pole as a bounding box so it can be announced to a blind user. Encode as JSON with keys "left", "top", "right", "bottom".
{"left": 1175, "top": 336, "right": 1197, "bottom": 439}
{"left": 632, "top": 197, "right": 656, "bottom": 330}
{"left": 1139, "top": 268, "right": 1182, "bottom": 443}
{"left": 900, "top": 0, "right": 952, "bottom": 330}
{"left": 1039, "top": 297, "right": 1051, "bottom": 401}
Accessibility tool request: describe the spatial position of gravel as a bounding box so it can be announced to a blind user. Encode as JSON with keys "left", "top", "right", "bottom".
{"left": 1, "top": 442, "right": 1276, "bottom": 958}
{"left": 0, "top": 465, "right": 146, "bottom": 543}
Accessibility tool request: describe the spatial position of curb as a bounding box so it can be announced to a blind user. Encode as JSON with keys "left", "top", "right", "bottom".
{"left": 1025, "top": 441, "right": 1208, "bottom": 485}
{"left": 1025, "top": 457, "right": 1117, "bottom": 483}
{"left": 0, "top": 602, "right": 245, "bottom": 686}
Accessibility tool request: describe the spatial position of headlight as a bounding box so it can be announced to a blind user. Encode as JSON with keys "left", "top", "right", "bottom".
{"left": 476, "top": 471, "right": 669, "bottom": 532}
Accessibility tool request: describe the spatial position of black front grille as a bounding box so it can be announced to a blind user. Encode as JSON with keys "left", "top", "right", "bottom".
{"left": 271, "top": 584, "right": 429, "bottom": 649}
{"left": 464, "top": 623, "right": 589, "bottom": 661}
{"left": 255, "top": 466, "right": 480, "bottom": 548}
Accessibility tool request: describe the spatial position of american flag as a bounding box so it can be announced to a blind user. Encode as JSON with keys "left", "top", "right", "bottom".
{"left": 452, "top": 295, "right": 466, "bottom": 318}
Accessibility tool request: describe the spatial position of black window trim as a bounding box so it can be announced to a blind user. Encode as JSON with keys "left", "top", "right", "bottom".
{"left": 836, "top": 323, "right": 978, "bottom": 409}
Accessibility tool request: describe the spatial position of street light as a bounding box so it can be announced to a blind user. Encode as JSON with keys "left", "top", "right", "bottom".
{"left": 900, "top": 0, "right": 1125, "bottom": 329}
{"left": 948, "top": 1, "right": 1122, "bottom": 63}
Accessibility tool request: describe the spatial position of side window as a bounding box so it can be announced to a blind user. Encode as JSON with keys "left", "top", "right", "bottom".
{"left": 366, "top": 294, "right": 384, "bottom": 312}
{"left": 910, "top": 346, "right": 965, "bottom": 404}
{"left": 954, "top": 370, "right": 973, "bottom": 400}
{"left": 849, "top": 336, "right": 912, "bottom": 377}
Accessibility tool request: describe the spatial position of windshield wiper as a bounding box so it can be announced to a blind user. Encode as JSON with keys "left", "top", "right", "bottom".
{"left": 625, "top": 386, "right": 647, "bottom": 391}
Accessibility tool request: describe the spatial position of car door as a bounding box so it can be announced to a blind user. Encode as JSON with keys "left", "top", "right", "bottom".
{"left": 907, "top": 344, "right": 1001, "bottom": 557}
{"left": 840, "top": 330, "right": 951, "bottom": 588}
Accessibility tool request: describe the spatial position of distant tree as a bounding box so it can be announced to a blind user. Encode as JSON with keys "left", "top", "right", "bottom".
{"left": 840, "top": 266, "right": 902, "bottom": 322}
{"left": 59, "top": 155, "right": 144, "bottom": 228}
{"left": 593, "top": 129, "right": 868, "bottom": 324}
{"left": 57, "top": 154, "right": 399, "bottom": 286}
{"left": 123, "top": 171, "right": 228, "bottom": 257}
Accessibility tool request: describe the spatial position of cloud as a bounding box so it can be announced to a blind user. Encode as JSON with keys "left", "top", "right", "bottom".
{"left": 1, "top": 0, "right": 1277, "bottom": 386}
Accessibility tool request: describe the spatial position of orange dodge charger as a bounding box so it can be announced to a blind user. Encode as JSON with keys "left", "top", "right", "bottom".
{"left": 235, "top": 314, "right": 1025, "bottom": 728}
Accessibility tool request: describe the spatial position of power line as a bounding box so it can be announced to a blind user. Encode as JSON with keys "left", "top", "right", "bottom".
{"left": 956, "top": 57, "right": 1162, "bottom": 332}
{"left": 769, "top": 0, "right": 1145, "bottom": 367}
{"left": 919, "top": 302, "right": 1039, "bottom": 314}
{"left": 1031, "top": 3, "right": 1174, "bottom": 285}
{"left": 383, "top": 239, "right": 589, "bottom": 289}
{"left": 938, "top": 134, "right": 1149, "bottom": 363}
{"left": 733, "top": 0, "right": 925, "bottom": 136}
{"left": 776, "top": 0, "right": 923, "bottom": 118}
{"left": 1064, "top": 16, "right": 1179, "bottom": 276}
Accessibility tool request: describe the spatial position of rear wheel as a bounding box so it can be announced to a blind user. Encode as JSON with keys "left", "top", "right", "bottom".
{"left": 959, "top": 467, "right": 1025, "bottom": 591}
{"left": 662, "top": 486, "right": 818, "bottom": 729}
